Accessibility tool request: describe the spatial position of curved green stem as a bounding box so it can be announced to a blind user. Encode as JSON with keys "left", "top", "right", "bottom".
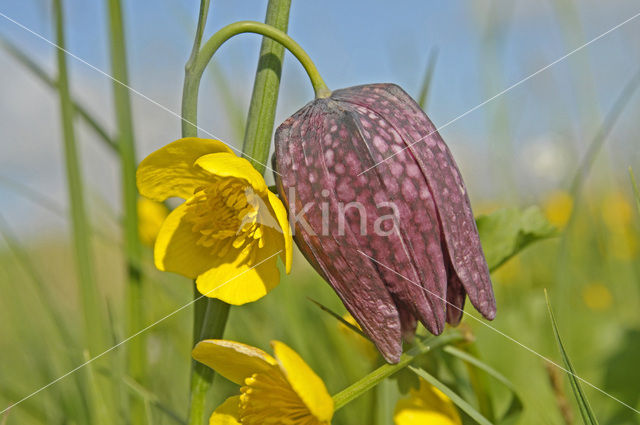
{"left": 197, "top": 21, "right": 328, "bottom": 98}
{"left": 182, "top": 20, "right": 329, "bottom": 137}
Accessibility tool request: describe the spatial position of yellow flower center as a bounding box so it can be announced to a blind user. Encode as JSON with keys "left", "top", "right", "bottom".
{"left": 239, "top": 371, "right": 321, "bottom": 425}
{"left": 184, "top": 178, "right": 265, "bottom": 258}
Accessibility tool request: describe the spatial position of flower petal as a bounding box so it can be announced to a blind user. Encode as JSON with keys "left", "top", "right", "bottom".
{"left": 209, "top": 396, "right": 242, "bottom": 425}
{"left": 272, "top": 341, "right": 334, "bottom": 423}
{"left": 192, "top": 340, "right": 278, "bottom": 386}
{"left": 137, "top": 138, "right": 233, "bottom": 201}
{"left": 154, "top": 201, "right": 213, "bottom": 279}
{"left": 195, "top": 153, "right": 267, "bottom": 195}
{"left": 393, "top": 380, "right": 462, "bottom": 425}
{"left": 195, "top": 242, "right": 282, "bottom": 305}
{"left": 266, "top": 191, "right": 292, "bottom": 273}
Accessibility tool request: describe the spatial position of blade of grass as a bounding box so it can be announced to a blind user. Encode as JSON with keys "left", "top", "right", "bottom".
{"left": 409, "top": 365, "right": 494, "bottom": 425}
{"left": 83, "top": 351, "right": 110, "bottom": 425}
{"left": 444, "top": 346, "right": 523, "bottom": 424}
{"left": 0, "top": 174, "right": 120, "bottom": 245}
{"left": 629, "top": 167, "right": 640, "bottom": 215}
{"left": 0, "top": 212, "right": 75, "bottom": 347}
{"left": 53, "top": 0, "right": 104, "bottom": 357}
{"left": 569, "top": 68, "right": 640, "bottom": 196}
{"left": 308, "top": 297, "right": 368, "bottom": 339}
{"left": 105, "top": 0, "right": 146, "bottom": 422}
{"left": 545, "top": 289, "right": 600, "bottom": 425}
{"left": 332, "top": 331, "right": 464, "bottom": 410}
{"left": 0, "top": 36, "right": 117, "bottom": 152}
{"left": 417, "top": 47, "right": 438, "bottom": 111}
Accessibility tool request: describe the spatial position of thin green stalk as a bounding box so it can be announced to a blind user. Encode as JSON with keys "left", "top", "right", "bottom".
{"left": 105, "top": 0, "right": 146, "bottom": 422}
{"left": 241, "top": 0, "right": 291, "bottom": 173}
{"left": 332, "top": 332, "right": 463, "bottom": 410}
{"left": 183, "top": 20, "right": 329, "bottom": 138}
{"left": 182, "top": 3, "right": 233, "bottom": 425}
{"left": 53, "top": 0, "right": 104, "bottom": 356}
{"left": 188, "top": 296, "right": 231, "bottom": 425}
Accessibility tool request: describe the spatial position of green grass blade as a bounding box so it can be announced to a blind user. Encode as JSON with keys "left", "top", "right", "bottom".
{"left": 53, "top": 0, "right": 105, "bottom": 356}
{"left": 308, "top": 297, "right": 369, "bottom": 339}
{"left": 444, "top": 346, "right": 523, "bottom": 424}
{"left": 545, "top": 290, "right": 600, "bottom": 425}
{"left": 629, "top": 167, "right": 640, "bottom": 216}
{"left": 332, "top": 332, "right": 464, "bottom": 410}
{"left": 417, "top": 47, "right": 438, "bottom": 111}
{"left": 0, "top": 36, "right": 117, "bottom": 152}
{"left": 105, "top": 0, "right": 146, "bottom": 422}
{"left": 569, "top": 67, "right": 640, "bottom": 196}
{"left": 0, "top": 213, "right": 76, "bottom": 348}
{"left": 408, "top": 365, "right": 494, "bottom": 425}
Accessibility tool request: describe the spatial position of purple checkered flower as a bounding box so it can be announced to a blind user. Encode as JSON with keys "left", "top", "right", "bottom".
{"left": 274, "top": 83, "right": 496, "bottom": 363}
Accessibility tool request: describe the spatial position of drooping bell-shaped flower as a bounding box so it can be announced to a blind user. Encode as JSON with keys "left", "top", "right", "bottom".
{"left": 274, "top": 83, "right": 496, "bottom": 363}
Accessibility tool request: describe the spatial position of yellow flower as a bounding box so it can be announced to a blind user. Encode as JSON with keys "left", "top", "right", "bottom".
{"left": 582, "top": 282, "right": 613, "bottom": 312}
{"left": 136, "top": 138, "right": 292, "bottom": 305}
{"left": 394, "top": 378, "right": 461, "bottom": 425}
{"left": 192, "top": 339, "right": 334, "bottom": 425}
{"left": 137, "top": 197, "right": 169, "bottom": 246}
{"left": 543, "top": 190, "right": 573, "bottom": 228}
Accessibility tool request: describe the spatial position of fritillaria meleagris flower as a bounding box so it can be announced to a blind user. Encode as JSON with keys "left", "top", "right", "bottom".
{"left": 274, "top": 83, "right": 496, "bottom": 363}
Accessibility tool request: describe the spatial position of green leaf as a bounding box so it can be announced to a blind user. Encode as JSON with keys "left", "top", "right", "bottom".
{"left": 417, "top": 47, "right": 438, "bottom": 111}
{"left": 308, "top": 298, "right": 369, "bottom": 340}
{"left": 444, "top": 346, "right": 523, "bottom": 425}
{"left": 545, "top": 290, "right": 600, "bottom": 425}
{"left": 408, "top": 365, "right": 494, "bottom": 425}
{"left": 476, "top": 206, "right": 557, "bottom": 272}
{"left": 332, "top": 332, "right": 464, "bottom": 411}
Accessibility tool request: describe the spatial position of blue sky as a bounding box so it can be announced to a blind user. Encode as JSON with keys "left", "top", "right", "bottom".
{"left": 1, "top": 0, "right": 640, "bottom": 236}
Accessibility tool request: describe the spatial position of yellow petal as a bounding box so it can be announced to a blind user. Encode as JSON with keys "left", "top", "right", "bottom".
{"left": 195, "top": 153, "right": 267, "bottom": 195}
{"left": 192, "top": 340, "right": 278, "bottom": 386}
{"left": 137, "top": 138, "right": 232, "bottom": 201}
{"left": 266, "top": 191, "right": 292, "bottom": 273}
{"left": 393, "top": 380, "right": 462, "bottom": 425}
{"left": 209, "top": 396, "right": 242, "bottom": 425}
{"left": 137, "top": 197, "right": 169, "bottom": 247}
{"left": 195, "top": 243, "right": 282, "bottom": 305}
{"left": 272, "top": 341, "right": 334, "bottom": 423}
{"left": 154, "top": 201, "right": 213, "bottom": 279}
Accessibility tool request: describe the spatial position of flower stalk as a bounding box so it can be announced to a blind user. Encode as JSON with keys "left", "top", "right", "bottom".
{"left": 181, "top": 4, "right": 323, "bottom": 423}
{"left": 241, "top": 0, "right": 292, "bottom": 174}
{"left": 332, "top": 332, "right": 464, "bottom": 411}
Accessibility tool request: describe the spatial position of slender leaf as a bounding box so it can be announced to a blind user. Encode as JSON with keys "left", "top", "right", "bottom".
{"left": 0, "top": 36, "right": 117, "bottom": 151}
{"left": 308, "top": 297, "right": 368, "bottom": 339}
{"left": 417, "top": 47, "right": 438, "bottom": 111}
{"left": 409, "top": 365, "right": 494, "bottom": 425}
{"left": 333, "top": 332, "right": 464, "bottom": 410}
{"left": 629, "top": 167, "right": 640, "bottom": 216}
{"left": 476, "top": 206, "right": 557, "bottom": 271}
{"left": 444, "top": 346, "right": 523, "bottom": 425}
{"left": 545, "top": 290, "right": 599, "bottom": 425}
